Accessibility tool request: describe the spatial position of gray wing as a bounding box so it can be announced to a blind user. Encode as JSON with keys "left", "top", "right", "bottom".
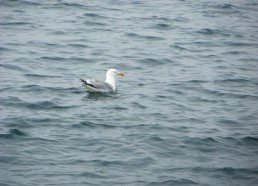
{"left": 81, "top": 79, "right": 113, "bottom": 92}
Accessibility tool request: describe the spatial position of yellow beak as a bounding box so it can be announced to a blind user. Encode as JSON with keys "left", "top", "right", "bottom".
{"left": 116, "top": 72, "right": 125, "bottom": 76}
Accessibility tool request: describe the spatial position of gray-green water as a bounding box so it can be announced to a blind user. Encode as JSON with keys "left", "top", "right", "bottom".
{"left": 1, "top": 0, "right": 258, "bottom": 185}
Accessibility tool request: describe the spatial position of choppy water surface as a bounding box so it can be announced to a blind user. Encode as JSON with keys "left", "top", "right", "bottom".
{"left": 1, "top": 0, "right": 258, "bottom": 185}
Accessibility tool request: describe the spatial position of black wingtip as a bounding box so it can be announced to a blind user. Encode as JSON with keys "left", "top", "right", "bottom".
{"left": 80, "top": 78, "right": 86, "bottom": 83}
{"left": 80, "top": 79, "right": 95, "bottom": 88}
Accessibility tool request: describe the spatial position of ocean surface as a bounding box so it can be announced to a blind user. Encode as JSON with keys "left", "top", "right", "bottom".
{"left": 1, "top": 0, "right": 258, "bottom": 185}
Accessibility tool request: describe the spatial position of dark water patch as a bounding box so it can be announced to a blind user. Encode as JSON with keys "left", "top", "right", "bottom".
{"left": 241, "top": 136, "right": 258, "bottom": 146}
{"left": 84, "top": 92, "right": 119, "bottom": 100}
{"left": 152, "top": 23, "right": 171, "bottom": 30}
{"left": 103, "top": 105, "right": 129, "bottom": 111}
{"left": 51, "top": 30, "right": 66, "bottom": 35}
{"left": 216, "top": 167, "right": 258, "bottom": 177}
{"left": 0, "top": 46, "right": 12, "bottom": 52}
{"left": 0, "top": 155, "right": 16, "bottom": 164}
{"left": 0, "top": 22, "right": 31, "bottom": 26}
{"left": 8, "top": 128, "right": 26, "bottom": 136}
{"left": 79, "top": 171, "right": 106, "bottom": 179}
{"left": 217, "top": 119, "right": 239, "bottom": 125}
{"left": 0, "top": 129, "right": 26, "bottom": 139}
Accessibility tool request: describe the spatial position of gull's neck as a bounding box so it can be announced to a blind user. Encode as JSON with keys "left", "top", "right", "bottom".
{"left": 105, "top": 74, "right": 116, "bottom": 91}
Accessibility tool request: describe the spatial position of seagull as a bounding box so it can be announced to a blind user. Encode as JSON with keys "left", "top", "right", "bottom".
{"left": 80, "top": 68, "right": 125, "bottom": 93}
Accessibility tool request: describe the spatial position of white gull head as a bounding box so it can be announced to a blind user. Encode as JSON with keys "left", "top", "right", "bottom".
{"left": 105, "top": 68, "right": 124, "bottom": 91}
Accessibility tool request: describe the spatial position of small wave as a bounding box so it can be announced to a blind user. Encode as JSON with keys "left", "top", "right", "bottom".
{"left": 197, "top": 28, "right": 216, "bottom": 35}
{"left": 137, "top": 58, "right": 174, "bottom": 66}
{"left": 40, "top": 56, "right": 66, "bottom": 61}
{"left": 23, "top": 101, "right": 75, "bottom": 110}
{"left": 84, "top": 21, "right": 106, "bottom": 26}
{"left": 216, "top": 4, "right": 236, "bottom": 9}
{"left": 40, "top": 56, "right": 94, "bottom": 63}
{"left": 3, "top": 117, "right": 33, "bottom": 129}
{"left": 66, "top": 43, "right": 91, "bottom": 48}
{"left": 148, "top": 179, "right": 198, "bottom": 186}
{"left": 223, "top": 41, "right": 258, "bottom": 47}
{"left": 214, "top": 78, "right": 249, "bottom": 83}
{"left": 24, "top": 74, "right": 61, "bottom": 78}
{"left": 83, "top": 13, "right": 106, "bottom": 19}
{"left": 2, "top": 96, "right": 76, "bottom": 110}
{"left": 131, "top": 102, "right": 147, "bottom": 109}
{"left": 183, "top": 137, "right": 221, "bottom": 148}
{"left": 0, "top": 63, "right": 28, "bottom": 72}
{"left": 170, "top": 44, "right": 191, "bottom": 51}
{"left": 199, "top": 87, "right": 258, "bottom": 100}
{"left": 125, "top": 32, "right": 164, "bottom": 40}
{"left": 72, "top": 121, "right": 117, "bottom": 129}
{"left": 192, "top": 166, "right": 258, "bottom": 175}
{"left": 196, "top": 28, "right": 230, "bottom": 36}
{"left": 57, "top": 2, "right": 85, "bottom": 8}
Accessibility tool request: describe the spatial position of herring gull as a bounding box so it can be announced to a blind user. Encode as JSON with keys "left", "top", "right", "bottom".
{"left": 80, "top": 68, "right": 124, "bottom": 92}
